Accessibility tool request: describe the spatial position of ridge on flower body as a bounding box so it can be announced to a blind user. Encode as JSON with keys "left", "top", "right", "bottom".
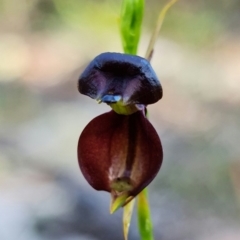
{"left": 78, "top": 52, "right": 163, "bottom": 210}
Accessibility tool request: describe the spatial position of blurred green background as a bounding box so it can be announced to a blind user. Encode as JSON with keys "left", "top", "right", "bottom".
{"left": 0, "top": 1, "right": 240, "bottom": 240}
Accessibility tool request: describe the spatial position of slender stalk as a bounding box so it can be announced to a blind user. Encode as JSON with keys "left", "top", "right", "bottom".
{"left": 145, "top": 0, "right": 179, "bottom": 61}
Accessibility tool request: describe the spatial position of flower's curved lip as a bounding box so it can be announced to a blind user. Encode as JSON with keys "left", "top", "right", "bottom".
{"left": 78, "top": 52, "right": 162, "bottom": 106}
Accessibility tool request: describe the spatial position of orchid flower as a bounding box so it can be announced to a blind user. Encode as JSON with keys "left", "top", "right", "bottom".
{"left": 77, "top": 52, "right": 163, "bottom": 210}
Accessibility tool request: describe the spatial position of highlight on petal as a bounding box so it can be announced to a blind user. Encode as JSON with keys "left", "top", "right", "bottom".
{"left": 78, "top": 52, "right": 162, "bottom": 107}
{"left": 77, "top": 110, "right": 163, "bottom": 208}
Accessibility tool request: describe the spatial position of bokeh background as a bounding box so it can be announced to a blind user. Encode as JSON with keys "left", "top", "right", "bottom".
{"left": 0, "top": 0, "right": 240, "bottom": 240}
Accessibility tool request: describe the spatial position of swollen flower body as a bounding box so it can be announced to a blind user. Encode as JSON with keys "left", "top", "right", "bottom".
{"left": 78, "top": 52, "right": 163, "bottom": 208}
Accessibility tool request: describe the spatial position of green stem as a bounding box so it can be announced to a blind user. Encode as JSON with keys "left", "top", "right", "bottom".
{"left": 120, "top": 0, "right": 144, "bottom": 55}
{"left": 137, "top": 188, "right": 154, "bottom": 240}
{"left": 119, "top": 0, "right": 178, "bottom": 239}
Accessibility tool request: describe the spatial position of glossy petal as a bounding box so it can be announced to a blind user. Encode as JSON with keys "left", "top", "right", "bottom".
{"left": 78, "top": 110, "right": 163, "bottom": 200}
{"left": 78, "top": 52, "right": 162, "bottom": 106}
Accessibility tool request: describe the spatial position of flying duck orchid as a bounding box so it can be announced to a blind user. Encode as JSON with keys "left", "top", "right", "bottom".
{"left": 77, "top": 52, "right": 163, "bottom": 210}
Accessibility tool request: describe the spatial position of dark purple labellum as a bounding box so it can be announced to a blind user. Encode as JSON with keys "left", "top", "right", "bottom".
{"left": 78, "top": 52, "right": 162, "bottom": 106}
{"left": 78, "top": 110, "right": 163, "bottom": 200}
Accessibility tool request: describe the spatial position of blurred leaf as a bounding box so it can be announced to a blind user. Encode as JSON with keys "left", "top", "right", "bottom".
{"left": 120, "top": 0, "right": 144, "bottom": 54}
{"left": 53, "top": 0, "right": 118, "bottom": 30}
